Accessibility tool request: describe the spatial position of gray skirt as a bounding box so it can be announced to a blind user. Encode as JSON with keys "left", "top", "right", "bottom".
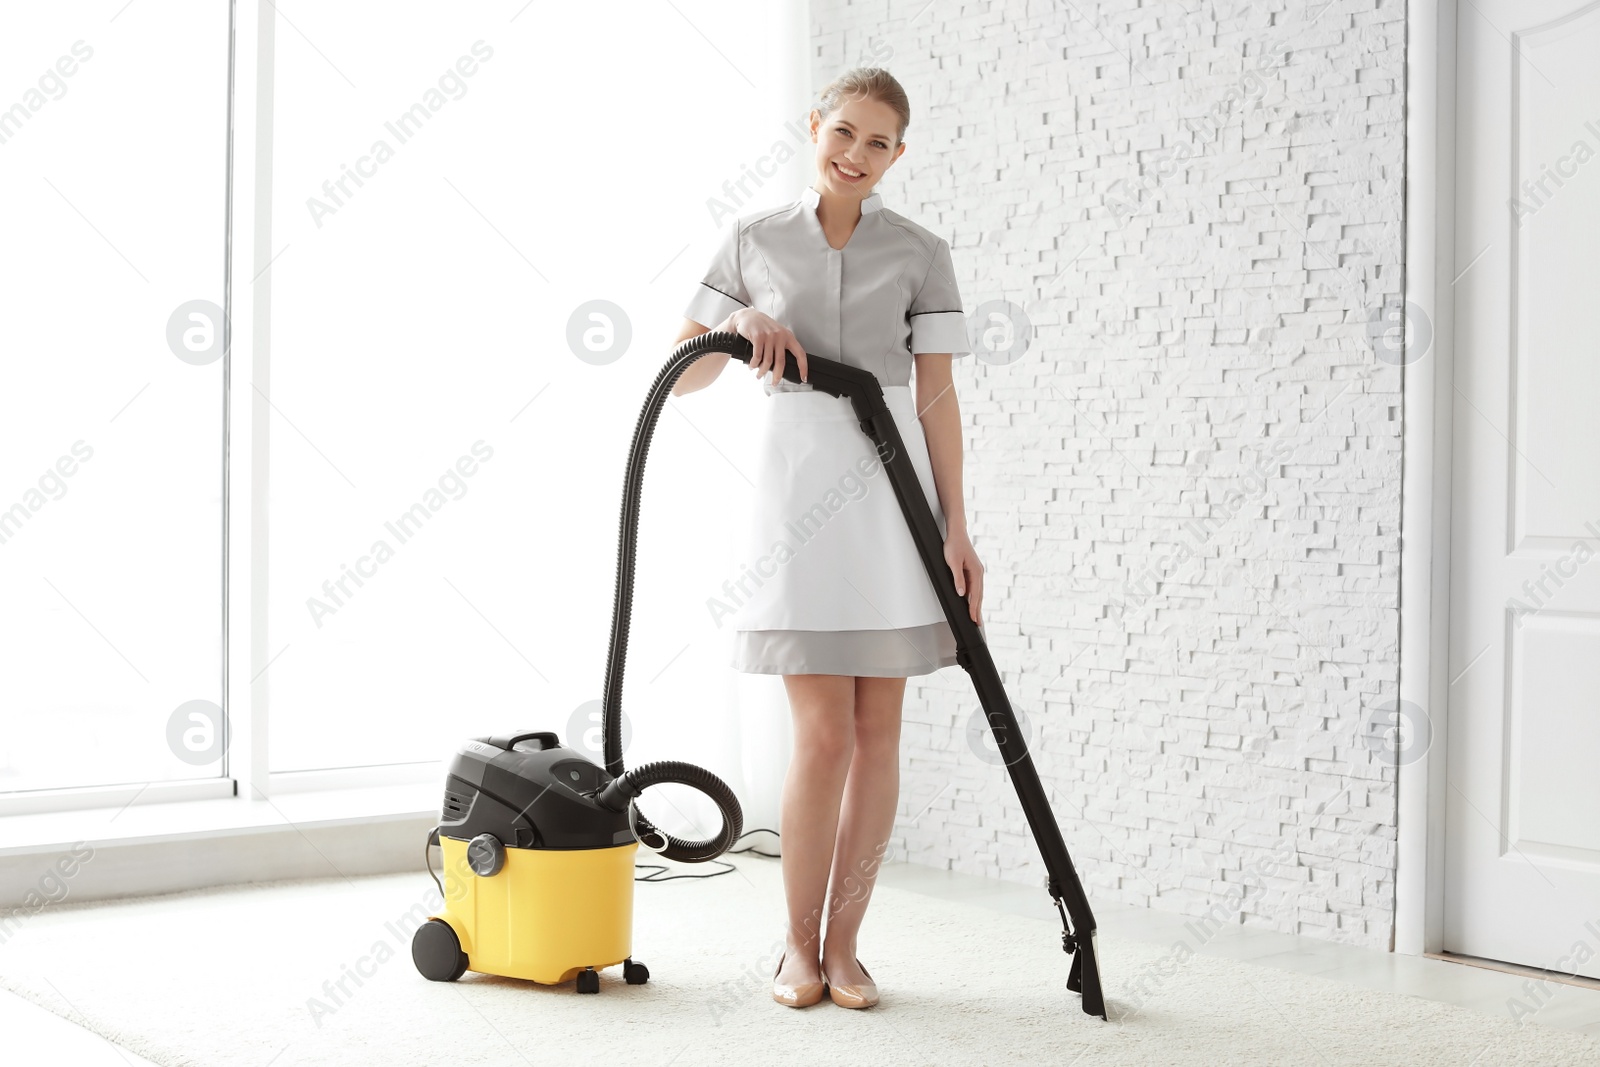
{"left": 731, "top": 620, "right": 965, "bottom": 678}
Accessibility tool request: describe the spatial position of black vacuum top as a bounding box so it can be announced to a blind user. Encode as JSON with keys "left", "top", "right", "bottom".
{"left": 436, "top": 731, "right": 634, "bottom": 850}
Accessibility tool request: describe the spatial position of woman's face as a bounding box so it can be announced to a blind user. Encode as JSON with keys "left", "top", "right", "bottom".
{"left": 811, "top": 95, "right": 906, "bottom": 198}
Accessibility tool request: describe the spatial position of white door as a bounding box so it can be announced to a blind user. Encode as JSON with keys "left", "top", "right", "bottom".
{"left": 1445, "top": 0, "right": 1600, "bottom": 979}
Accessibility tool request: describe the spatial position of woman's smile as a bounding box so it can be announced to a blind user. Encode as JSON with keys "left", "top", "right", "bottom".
{"left": 832, "top": 160, "right": 867, "bottom": 183}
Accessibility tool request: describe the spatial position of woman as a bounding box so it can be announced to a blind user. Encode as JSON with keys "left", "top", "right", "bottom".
{"left": 670, "top": 68, "right": 986, "bottom": 1010}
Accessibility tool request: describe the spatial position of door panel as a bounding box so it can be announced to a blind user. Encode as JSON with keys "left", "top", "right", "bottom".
{"left": 1445, "top": 0, "right": 1600, "bottom": 979}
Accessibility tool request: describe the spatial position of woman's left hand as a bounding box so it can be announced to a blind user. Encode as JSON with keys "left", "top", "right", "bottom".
{"left": 943, "top": 527, "right": 984, "bottom": 625}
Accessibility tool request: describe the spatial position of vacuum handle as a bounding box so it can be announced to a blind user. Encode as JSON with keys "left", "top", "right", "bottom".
{"left": 490, "top": 730, "right": 559, "bottom": 752}
{"left": 698, "top": 330, "right": 870, "bottom": 398}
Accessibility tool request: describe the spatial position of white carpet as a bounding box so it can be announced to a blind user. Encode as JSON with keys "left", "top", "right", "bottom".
{"left": 0, "top": 854, "right": 1594, "bottom": 1066}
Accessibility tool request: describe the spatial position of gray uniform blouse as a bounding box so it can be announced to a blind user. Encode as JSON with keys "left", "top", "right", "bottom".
{"left": 684, "top": 186, "right": 972, "bottom": 394}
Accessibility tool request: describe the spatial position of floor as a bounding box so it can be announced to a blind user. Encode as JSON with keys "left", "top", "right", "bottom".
{"left": 875, "top": 862, "right": 1600, "bottom": 1038}
{"left": 4, "top": 858, "right": 1597, "bottom": 1064}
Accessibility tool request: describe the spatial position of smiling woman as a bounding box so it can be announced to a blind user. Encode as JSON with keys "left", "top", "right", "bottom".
{"left": 670, "top": 65, "right": 986, "bottom": 1010}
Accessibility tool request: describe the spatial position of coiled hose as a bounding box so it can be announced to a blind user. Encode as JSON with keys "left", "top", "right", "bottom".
{"left": 593, "top": 331, "right": 754, "bottom": 863}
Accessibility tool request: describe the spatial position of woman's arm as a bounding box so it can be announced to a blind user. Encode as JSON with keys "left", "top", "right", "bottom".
{"left": 915, "top": 352, "right": 984, "bottom": 624}
{"left": 671, "top": 310, "right": 811, "bottom": 396}
{"left": 669, "top": 317, "right": 725, "bottom": 396}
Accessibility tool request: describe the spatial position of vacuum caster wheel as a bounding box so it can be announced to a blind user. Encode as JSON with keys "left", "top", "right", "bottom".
{"left": 412, "top": 919, "right": 468, "bottom": 982}
{"left": 576, "top": 966, "right": 600, "bottom": 994}
{"left": 624, "top": 958, "right": 650, "bottom": 985}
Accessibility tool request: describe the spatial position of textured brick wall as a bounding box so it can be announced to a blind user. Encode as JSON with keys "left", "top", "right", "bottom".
{"left": 812, "top": 0, "right": 1406, "bottom": 949}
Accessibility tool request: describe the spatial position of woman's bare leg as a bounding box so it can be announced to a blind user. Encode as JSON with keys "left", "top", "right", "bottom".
{"left": 775, "top": 672, "right": 855, "bottom": 989}
{"left": 821, "top": 674, "right": 906, "bottom": 988}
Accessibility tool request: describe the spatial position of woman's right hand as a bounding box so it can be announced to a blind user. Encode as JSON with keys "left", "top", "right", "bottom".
{"left": 722, "top": 308, "right": 808, "bottom": 386}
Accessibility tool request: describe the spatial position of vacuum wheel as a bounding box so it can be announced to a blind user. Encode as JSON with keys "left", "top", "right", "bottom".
{"left": 624, "top": 958, "right": 649, "bottom": 985}
{"left": 576, "top": 966, "right": 600, "bottom": 994}
{"left": 412, "top": 919, "right": 469, "bottom": 982}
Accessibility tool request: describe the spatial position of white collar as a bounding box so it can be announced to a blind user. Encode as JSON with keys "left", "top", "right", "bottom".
{"left": 801, "top": 185, "right": 884, "bottom": 214}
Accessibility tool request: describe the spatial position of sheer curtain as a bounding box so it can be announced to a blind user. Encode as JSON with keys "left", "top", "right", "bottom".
{"left": 261, "top": 1, "right": 809, "bottom": 841}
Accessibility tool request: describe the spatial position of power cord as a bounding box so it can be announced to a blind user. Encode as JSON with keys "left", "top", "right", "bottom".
{"left": 634, "top": 827, "right": 780, "bottom": 882}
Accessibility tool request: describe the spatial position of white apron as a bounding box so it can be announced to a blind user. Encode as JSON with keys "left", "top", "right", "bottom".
{"left": 730, "top": 385, "right": 950, "bottom": 633}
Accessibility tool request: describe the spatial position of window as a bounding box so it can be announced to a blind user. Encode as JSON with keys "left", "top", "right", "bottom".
{"left": 0, "top": 3, "right": 229, "bottom": 794}
{"left": 3, "top": 0, "right": 801, "bottom": 798}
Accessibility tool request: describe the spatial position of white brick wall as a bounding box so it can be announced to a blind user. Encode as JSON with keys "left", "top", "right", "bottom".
{"left": 812, "top": 0, "right": 1405, "bottom": 950}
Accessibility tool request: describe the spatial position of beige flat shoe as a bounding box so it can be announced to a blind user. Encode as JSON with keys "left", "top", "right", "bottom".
{"left": 771, "top": 949, "right": 825, "bottom": 1008}
{"left": 823, "top": 955, "right": 879, "bottom": 1009}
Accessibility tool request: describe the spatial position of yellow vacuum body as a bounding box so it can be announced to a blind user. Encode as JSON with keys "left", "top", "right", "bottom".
{"left": 412, "top": 730, "right": 658, "bottom": 992}
{"left": 412, "top": 728, "right": 740, "bottom": 993}
{"left": 433, "top": 834, "right": 638, "bottom": 986}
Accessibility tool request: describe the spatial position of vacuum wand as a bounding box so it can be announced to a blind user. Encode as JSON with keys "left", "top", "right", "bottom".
{"left": 652, "top": 331, "right": 1107, "bottom": 1020}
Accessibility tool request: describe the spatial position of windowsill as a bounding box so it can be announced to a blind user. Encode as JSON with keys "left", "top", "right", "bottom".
{"left": 0, "top": 781, "right": 438, "bottom": 856}
{"left": 0, "top": 782, "right": 441, "bottom": 908}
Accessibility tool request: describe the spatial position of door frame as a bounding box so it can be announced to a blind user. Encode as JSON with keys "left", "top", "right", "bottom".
{"left": 1396, "top": 0, "right": 1455, "bottom": 956}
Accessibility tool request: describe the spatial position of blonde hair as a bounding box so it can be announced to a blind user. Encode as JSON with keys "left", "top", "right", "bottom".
{"left": 816, "top": 67, "right": 911, "bottom": 147}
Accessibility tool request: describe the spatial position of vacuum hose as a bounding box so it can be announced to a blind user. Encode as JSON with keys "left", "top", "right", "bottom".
{"left": 594, "top": 330, "right": 756, "bottom": 864}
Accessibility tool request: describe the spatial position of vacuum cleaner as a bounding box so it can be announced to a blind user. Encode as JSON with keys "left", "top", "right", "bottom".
{"left": 411, "top": 330, "right": 1105, "bottom": 1019}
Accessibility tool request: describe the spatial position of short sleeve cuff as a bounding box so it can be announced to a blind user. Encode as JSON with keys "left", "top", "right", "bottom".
{"left": 684, "top": 282, "right": 747, "bottom": 330}
{"left": 910, "top": 310, "right": 971, "bottom": 356}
